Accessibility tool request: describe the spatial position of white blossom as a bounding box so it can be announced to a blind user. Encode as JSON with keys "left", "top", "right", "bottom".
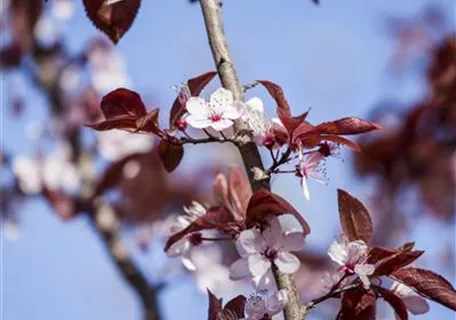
{"left": 185, "top": 88, "right": 241, "bottom": 131}
{"left": 295, "top": 151, "right": 326, "bottom": 201}
{"left": 391, "top": 281, "right": 429, "bottom": 315}
{"left": 230, "top": 216, "right": 305, "bottom": 288}
{"left": 166, "top": 201, "right": 207, "bottom": 271}
{"left": 244, "top": 290, "right": 288, "bottom": 320}
{"left": 97, "top": 129, "right": 153, "bottom": 161}
{"left": 327, "top": 236, "right": 375, "bottom": 289}
{"left": 12, "top": 155, "right": 42, "bottom": 194}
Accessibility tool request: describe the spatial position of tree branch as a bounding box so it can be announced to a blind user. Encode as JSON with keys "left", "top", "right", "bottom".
{"left": 199, "top": 1, "right": 304, "bottom": 319}
{"left": 31, "top": 46, "right": 161, "bottom": 320}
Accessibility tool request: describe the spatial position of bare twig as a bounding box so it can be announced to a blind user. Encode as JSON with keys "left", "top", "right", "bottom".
{"left": 199, "top": 1, "right": 305, "bottom": 319}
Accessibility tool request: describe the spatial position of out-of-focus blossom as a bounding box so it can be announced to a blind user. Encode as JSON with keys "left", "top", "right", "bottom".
{"left": 34, "top": 15, "right": 61, "bottom": 46}
{"left": 12, "top": 143, "right": 80, "bottom": 194}
{"left": 52, "top": 0, "right": 76, "bottom": 20}
{"left": 87, "top": 44, "right": 131, "bottom": 94}
{"left": 295, "top": 151, "right": 326, "bottom": 201}
{"left": 230, "top": 215, "right": 305, "bottom": 287}
{"left": 166, "top": 201, "right": 207, "bottom": 271}
{"left": 12, "top": 155, "right": 42, "bottom": 194}
{"left": 191, "top": 247, "right": 238, "bottom": 295}
{"left": 97, "top": 130, "right": 153, "bottom": 161}
{"left": 185, "top": 88, "right": 242, "bottom": 131}
{"left": 244, "top": 290, "right": 288, "bottom": 320}
{"left": 391, "top": 281, "right": 430, "bottom": 316}
{"left": 327, "top": 236, "right": 375, "bottom": 289}
{"left": 42, "top": 143, "right": 80, "bottom": 193}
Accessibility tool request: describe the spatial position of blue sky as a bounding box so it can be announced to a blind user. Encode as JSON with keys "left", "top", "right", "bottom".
{"left": 2, "top": 0, "right": 455, "bottom": 319}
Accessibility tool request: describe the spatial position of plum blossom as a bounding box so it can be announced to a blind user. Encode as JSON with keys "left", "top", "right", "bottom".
{"left": 327, "top": 236, "right": 375, "bottom": 289}
{"left": 295, "top": 150, "right": 326, "bottom": 201}
{"left": 244, "top": 290, "right": 288, "bottom": 320}
{"left": 240, "top": 97, "right": 280, "bottom": 148}
{"left": 97, "top": 129, "right": 153, "bottom": 161}
{"left": 185, "top": 88, "right": 241, "bottom": 131}
{"left": 12, "top": 143, "right": 80, "bottom": 194}
{"left": 230, "top": 216, "right": 305, "bottom": 288}
{"left": 391, "top": 281, "right": 430, "bottom": 316}
{"left": 191, "top": 247, "right": 239, "bottom": 295}
{"left": 166, "top": 201, "right": 207, "bottom": 271}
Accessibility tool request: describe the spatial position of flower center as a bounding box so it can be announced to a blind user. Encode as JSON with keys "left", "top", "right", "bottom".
{"left": 264, "top": 248, "right": 278, "bottom": 260}
{"left": 189, "top": 233, "right": 203, "bottom": 246}
{"left": 209, "top": 113, "right": 223, "bottom": 122}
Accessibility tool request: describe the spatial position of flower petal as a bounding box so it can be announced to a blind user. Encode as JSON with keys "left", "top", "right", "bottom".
{"left": 181, "top": 250, "right": 196, "bottom": 271}
{"left": 252, "top": 270, "right": 275, "bottom": 290}
{"left": 210, "top": 119, "right": 234, "bottom": 131}
{"left": 403, "top": 295, "right": 430, "bottom": 315}
{"left": 282, "top": 232, "right": 306, "bottom": 252}
{"left": 327, "top": 237, "right": 348, "bottom": 266}
{"left": 266, "top": 290, "right": 288, "bottom": 315}
{"left": 210, "top": 87, "right": 233, "bottom": 112}
{"left": 229, "top": 258, "right": 250, "bottom": 280}
{"left": 166, "top": 239, "right": 190, "bottom": 257}
{"left": 262, "top": 215, "right": 284, "bottom": 250}
{"left": 274, "top": 252, "right": 300, "bottom": 274}
{"left": 301, "top": 177, "right": 310, "bottom": 201}
{"left": 248, "top": 253, "right": 271, "bottom": 277}
{"left": 186, "top": 97, "right": 208, "bottom": 117}
{"left": 224, "top": 102, "right": 242, "bottom": 120}
{"left": 236, "top": 229, "right": 266, "bottom": 257}
{"left": 245, "top": 97, "right": 264, "bottom": 112}
{"left": 185, "top": 115, "right": 213, "bottom": 129}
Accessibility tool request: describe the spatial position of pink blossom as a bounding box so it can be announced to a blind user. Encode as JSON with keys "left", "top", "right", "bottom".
{"left": 166, "top": 201, "right": 207, "bottom": 271}
{"left": 229, "top": 216, "right": 305, "bottom": 287}
{"left": 244, "top": 290, "right": 288, "bottom": 320}
{"left": 327, "top": 236, "right": 375, "bottom": 289}
{"left": 185, "top": 88, "right": 242, "bottom": 131}
{"left": 391, "top": 281, "right": 430, "bottom": 316}
{"left": 295, "top": 151, "right": 326, "bottom": 201}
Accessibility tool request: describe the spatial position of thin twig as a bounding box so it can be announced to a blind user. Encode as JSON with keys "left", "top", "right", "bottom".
{"left": 305, "top": 283, "right": 359, "bottom": 310}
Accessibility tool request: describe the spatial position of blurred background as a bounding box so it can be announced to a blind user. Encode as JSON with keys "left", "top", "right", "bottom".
{"left": 1, "top": 0, "right": 455, "bottom": 319}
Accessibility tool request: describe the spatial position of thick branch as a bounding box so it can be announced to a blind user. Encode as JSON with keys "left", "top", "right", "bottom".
{"left": 199, "top": 1, "right": 304, "bottom": 319}
{"left": 31, "top": 49, "right": 161, "bottom": 320}
{"left": 89, "top": 202, "right": 160, "bottom": 320}
{"left": 199, "top": 0, "right": 268, "bottom": 191}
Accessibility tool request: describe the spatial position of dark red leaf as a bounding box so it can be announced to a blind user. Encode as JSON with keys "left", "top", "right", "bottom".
{"left": 375, "top": 287, "right": 409, "bottom": 320}
{"left": 339, "top": 288, "right": 376, "bottom": 320}
{"left": 246, "top": 189, "right": 311, "bottom": 235}
{"left": 257, "top": 80, "right": 309, "bottom": 133}
{"left": 207, "top": 289, "right": 223, "bottom": 320}
{"left": 374, "top": 250, "right": 424, "bottom": 276}
{"left": 227, "top": 167, "right": 252, "bottom": 218}
{"left": 308, "top": 117, "right": 382, "bottom": 135}
{"left": 158, "top": 140, "right": 184, "bottom": 172}
{"left": 296, "top": 134, "right": 361, "bottom": 152}
{"left": 390, "top": 267, "right": 456, "bottom": 311}
{"left": 337, "top": 189, "right": 373, "bottom": 244}
{"left": 95, "top": 152, "right": 146, "bottom": 196}
{"left": 101, "top": 88, "right": 147, "bottom": 119}
{"left": 257, "top": 80, "right": 291, "bottom": 117}
{"left": 86, "top": 116, "right": 138, "bottom": 131}
{"left": 223, "top": 295, "right": 246, "bottom": 318}
{"left": 83, "top": 0, "right": 141, "bottom": 44}
{"left": 136, "top": 109, "right": 162, "bottom": 134}
{"left": 169, "top": 71, "right": 217, "bottom": 127}
{"left": 367, "top": 247, "right": 397, "bottom": 264}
